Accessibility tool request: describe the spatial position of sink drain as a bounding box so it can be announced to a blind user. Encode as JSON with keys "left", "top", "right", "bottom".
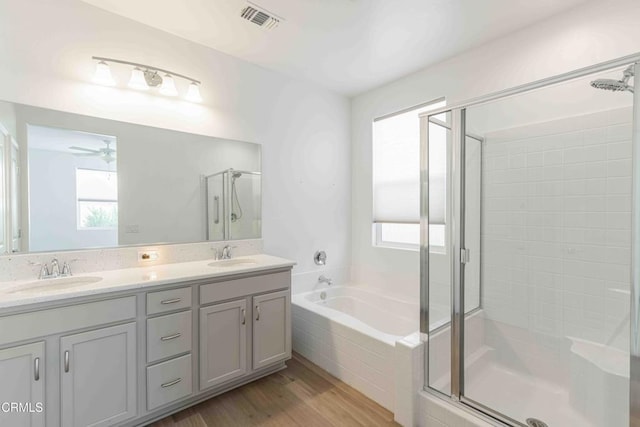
{"left": 526, "top": 418, "right": 548, "bottom": 427}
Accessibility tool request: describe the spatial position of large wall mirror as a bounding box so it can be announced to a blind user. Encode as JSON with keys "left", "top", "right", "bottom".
{"left": 0, "top": 100, "right": 261, "bottom": 254}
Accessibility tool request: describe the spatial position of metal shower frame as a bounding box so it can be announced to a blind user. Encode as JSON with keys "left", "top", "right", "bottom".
{"left": 204, "top": 168, "right": 261, "bottom": 241}
{"left": 419, "top": 52, "right": 640, "bottom": 427}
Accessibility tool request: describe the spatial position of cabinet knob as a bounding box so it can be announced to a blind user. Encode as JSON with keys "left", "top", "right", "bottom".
{"left": 241, "top": 308, "right": 246, "bottom": 325}
{"left": 255, "top": 305, "right": 260, "bottom": 321}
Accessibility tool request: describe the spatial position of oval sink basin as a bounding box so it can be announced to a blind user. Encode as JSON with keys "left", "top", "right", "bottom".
{"left": 7, "top": 276, "right": 103, "bottom": 295}
{"left": 208, "top": 258, "right": 258, "bottom": 268}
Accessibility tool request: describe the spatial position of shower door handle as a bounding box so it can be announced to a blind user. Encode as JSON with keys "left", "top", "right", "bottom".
{"left": 214, "top": 196, "right": 220, "bottom": 224}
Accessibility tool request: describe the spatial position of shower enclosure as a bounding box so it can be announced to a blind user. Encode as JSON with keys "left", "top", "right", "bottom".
{"left": 420, "top": 55, "right": 639, "bottom": 427}
{"left": 205, "top": 168, "right": 261, "bottom": 241}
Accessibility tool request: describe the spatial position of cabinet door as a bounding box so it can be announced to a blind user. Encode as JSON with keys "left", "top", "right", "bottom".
{"left": 252, "top": 290, "right": 291, "bottom": 370}
{"left": 199, "top": 299, "right": 247, "bottom": 390}
{"left": 0, "top": 342, "right": 44, "bottom": 427}
{"left": 61, "top": 323, "right": 137, "bottom": 427}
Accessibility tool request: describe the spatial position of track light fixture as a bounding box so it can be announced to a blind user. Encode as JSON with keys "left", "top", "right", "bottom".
{"left": 91, "top": 56, "right": 202, "bottom": 102}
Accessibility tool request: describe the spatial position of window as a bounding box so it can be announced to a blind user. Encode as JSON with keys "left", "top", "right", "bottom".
{"left": 372, "top": 100, "right": 446, "bottom": 250}
{"left": 76, "top": 168, "right": 118, "bottom": 229}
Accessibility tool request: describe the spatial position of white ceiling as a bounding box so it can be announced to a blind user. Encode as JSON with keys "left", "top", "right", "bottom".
{"left": 28, "top": 125, "right": 116, "bottom": 153}
{"left": 81, "top": 0, "right": 590, "bottom": 96}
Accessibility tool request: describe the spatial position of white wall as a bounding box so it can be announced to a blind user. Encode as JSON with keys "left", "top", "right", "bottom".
{"left": 351, "top": 0, "right": 640, "bottom": 302}
{"left": 0, "top": 0, "right": 351, "bottom": 282}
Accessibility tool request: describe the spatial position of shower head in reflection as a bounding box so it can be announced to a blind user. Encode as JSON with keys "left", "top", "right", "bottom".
{"left": 590, "top": 65, "right": 634, "bottom": 93}
{"left": 230, "top": 170, "right": 243, "bottom": 222}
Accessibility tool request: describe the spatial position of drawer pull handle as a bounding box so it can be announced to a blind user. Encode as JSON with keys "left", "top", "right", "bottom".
{"left": 241, "top": 308, "right": 246, "bottom": 325}
{"left": 256, "top": 305, "right": 260, "bottom": 321}
{"left": 34, "top": 357, "right": 40, "bottom": 381}
{"left": 160, "top": 332, "right": 182, "bottom": 341}
{"left": 64, "top": 351, "right": 70, "bottom": 373}
{"left": 161, "top": 378, "right": 182, "bottom": 388}
{"left": 161, "top": 298, "right": 181, "bottom": 305}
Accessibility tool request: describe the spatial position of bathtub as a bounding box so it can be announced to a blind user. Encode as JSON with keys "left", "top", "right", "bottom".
{"left": 292, "top": 285, "right": 444, "bottom": 411}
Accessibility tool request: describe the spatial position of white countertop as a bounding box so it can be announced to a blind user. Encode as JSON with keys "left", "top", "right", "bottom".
{"left": 0, "top": 254, "right": 295, "bottom": 310}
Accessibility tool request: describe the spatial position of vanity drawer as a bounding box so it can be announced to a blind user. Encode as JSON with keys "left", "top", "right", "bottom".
{"left": 147, "top": 354, "right": 192, "bottom": 411}
{"left": 200, "top": 271, "right": 290, "bottom": 305}
{"left": 147, "top": 287, "right": 192, "bottom": 315}
{"left": 147, "top": 310, "right": 192, "bottom": 363}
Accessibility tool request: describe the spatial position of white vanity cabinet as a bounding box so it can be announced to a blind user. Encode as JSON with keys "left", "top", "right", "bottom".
{"left": 199, "top": 299, "right": 248, "bottom": 390}
{"left": 0, "top": 341, "right": 45, "bottom": 427}
{"left": 252, "top": 290, "right": 291, "bottom": 370}
{"left": 60, "top": 322, "right": 137, "bottom": 427}
{"left": 0, "top": 264, "right": 292, "bottom": 427}
{"left": 198, "top": 270, "right": 291, "bottom": 393}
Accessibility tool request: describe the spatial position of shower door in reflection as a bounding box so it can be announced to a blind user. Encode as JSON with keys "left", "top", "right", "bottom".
{"left": 205, "top": 168, "right": 262, "bottom": 241}
{"left": 422, "top": 59, "right": 639, "bottom": 427}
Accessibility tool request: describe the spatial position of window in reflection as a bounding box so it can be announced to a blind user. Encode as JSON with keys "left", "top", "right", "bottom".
{"left": 76, "top": 169, "right": 118, "bottom": 230}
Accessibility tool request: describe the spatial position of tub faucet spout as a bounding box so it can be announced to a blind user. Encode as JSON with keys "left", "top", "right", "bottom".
{"left": 318, "top": 275, "right": 332, "bottom": 286}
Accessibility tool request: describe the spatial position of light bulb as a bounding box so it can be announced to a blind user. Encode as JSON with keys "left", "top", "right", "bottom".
{"left": 185, "top": 82, "right": 202, "bottom": 102}
{"left": 159, "top": 74, "right": 178, "bottom": 96}
{"left": 93, "top": 61, "right": 116, "bottom": 86}
{"left": 128, "top": 67, "right": 149, "bottom": 90}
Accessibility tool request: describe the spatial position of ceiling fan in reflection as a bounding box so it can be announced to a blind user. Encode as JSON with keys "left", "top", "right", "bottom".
{"left": 69, "top": 140, "right": 116, "bottom": 164}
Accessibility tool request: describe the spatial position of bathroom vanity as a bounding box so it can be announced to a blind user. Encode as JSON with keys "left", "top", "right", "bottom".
{"left": 0, "top": 254, "right": 294, "bottom": 427}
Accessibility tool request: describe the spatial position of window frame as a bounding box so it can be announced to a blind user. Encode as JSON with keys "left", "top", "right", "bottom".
{"left": 372, "top": 98, "right": 447, "bottom": 252}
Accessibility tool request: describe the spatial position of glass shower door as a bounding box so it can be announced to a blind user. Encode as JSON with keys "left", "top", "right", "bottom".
{"left": 460, "top": 65, "right": 635, "bottom": 427}
{"left": 424, "top": 114, "right": 482, "bottom": 396}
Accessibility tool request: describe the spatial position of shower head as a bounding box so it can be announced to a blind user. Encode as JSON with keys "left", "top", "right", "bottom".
{"left": 590, "top": 79, "right": 634, "bottom": 93}
{"left": 590, "top": 65, "right": 635, "bottom": 93}
{"left": 231, "top": 171, "right": 242, "bottom": 179}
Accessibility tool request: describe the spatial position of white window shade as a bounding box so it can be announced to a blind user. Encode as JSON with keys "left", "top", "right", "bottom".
{"left": 373, "top": 109, "right": 447, "bottom": 225}
{"left": 76, "top": 168, "right": 117, "bottom": 200}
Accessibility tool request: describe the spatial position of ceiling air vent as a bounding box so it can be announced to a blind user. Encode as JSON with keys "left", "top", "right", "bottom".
{"left": 240, "top": 3, "right": 281, "bottom": 30}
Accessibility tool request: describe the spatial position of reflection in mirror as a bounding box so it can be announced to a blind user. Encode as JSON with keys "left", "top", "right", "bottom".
{"left": 0, "top": 100, "right": 261, "bottom": 254}
{"left": 28, "top": 125, "right": 118, "bottom": 252}
{"left": 206, "top": 169, "right": 261, "bottom": 242}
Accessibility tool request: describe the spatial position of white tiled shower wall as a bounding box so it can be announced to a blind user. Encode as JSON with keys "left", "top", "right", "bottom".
{"left": 481, "top": 107, "right": 632, "bottom": 352}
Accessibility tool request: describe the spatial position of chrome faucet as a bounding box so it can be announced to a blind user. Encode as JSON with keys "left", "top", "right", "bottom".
{"left": 61, "top": 260, "right": 74, "bottom": 277}
{"left": 50, "top": 259, "right": 60, "bottom": 278}
{"left": 37, "top": 263, "right": 50, "bottom": 280}
{"left": 221, "top": 245, "right": 236, "bottom": 260}
{"left": 33, "top": 258, "right": 76, "bottom": 279}
{"left": 318, "top": 275, "right": 333, "bottom": 286}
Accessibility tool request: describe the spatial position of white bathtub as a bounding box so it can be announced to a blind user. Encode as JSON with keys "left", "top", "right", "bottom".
{"left": 293, "top": 285, "right": 420, "bottom": 344}
{"left": 292, "top": 285, "right": 439, "bottom": 411}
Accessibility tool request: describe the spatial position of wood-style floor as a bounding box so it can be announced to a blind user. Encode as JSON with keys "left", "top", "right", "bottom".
{"left": 150, "top": 352, "right": 399, "bottom": 427}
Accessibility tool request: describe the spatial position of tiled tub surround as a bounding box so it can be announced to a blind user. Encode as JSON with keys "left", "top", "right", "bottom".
{"left": 292, "top": 285, "right": 421, "bottom": 412}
